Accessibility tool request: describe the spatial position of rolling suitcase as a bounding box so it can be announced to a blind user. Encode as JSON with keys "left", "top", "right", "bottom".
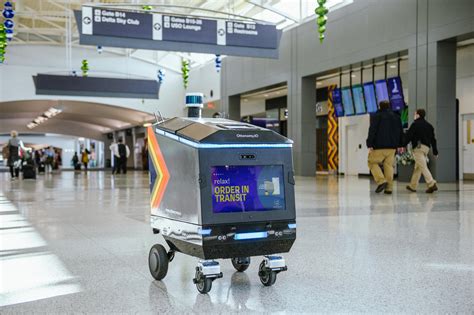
{"left": 23, "top": 164, "right": 36, "bottom": 179}
{"left": 38, "top": 163, "right": 45, "bottom": 173}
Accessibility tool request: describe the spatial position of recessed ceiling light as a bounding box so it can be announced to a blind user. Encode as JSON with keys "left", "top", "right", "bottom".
{"left": 276, "top": 91, "right": 280, "bottom": 94}
{"left": 316, "top": 82, "right": 322, "bottom": 86}
{"left": 78, "top": 137, "right": 85, "bottom": 141}
{"left": 351, "top": 74, "right": 356, "bottom": 78}
{"left": 243, "top": 98, "right": 248, "bottom": 102}
{"left": 264, "top": 94, "right": 269, "bottom": 97}
{"left": 143, "top": 122, "right": 152, "bottom": 127}
{"left": 390, "top": 64, "right": 397, "bottom": 69}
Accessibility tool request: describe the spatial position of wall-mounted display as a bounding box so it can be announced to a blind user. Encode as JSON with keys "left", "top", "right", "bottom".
{"left": 387, "top": 76, "right": 405, "bottom": 111}
{"left": 331, "top": 88, "right": 344, "bottom": 117}
{"left": 363, "top": 82, "right": 378, "bottom": 113}
{"left": 375, "top": 79, "right": 389, "bottom": 103}
{"left": 341, "top": 87, "right": 355, "bottom": 116}
{"left": 352, "top": 84, "right": 366, "bottom": 115}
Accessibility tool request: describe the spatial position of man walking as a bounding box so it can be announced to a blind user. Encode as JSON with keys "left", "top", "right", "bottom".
{"left": 405, "top": 109, "right": 438, "bottom": 193}
{"left": 366, "top": 100, "right": 403, "bottom": 194}
{"left": 115, "top": 138, "right": 130, "bottom": 174}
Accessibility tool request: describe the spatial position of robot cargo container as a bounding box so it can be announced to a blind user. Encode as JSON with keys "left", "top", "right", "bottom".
{"left": 147, "top": 114, "right": 296, "bottom": 294}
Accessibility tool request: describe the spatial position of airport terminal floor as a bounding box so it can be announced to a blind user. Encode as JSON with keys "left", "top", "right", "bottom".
{"left": 1, "top": 172, "right": 473, "bottom": 313}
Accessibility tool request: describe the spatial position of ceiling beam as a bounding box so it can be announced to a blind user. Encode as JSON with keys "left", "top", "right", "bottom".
{"left": 246, "top": 0, "right": 299, "bottom": 22}
{"left": 17, "top": 23, "right": 60, "bottom": 43}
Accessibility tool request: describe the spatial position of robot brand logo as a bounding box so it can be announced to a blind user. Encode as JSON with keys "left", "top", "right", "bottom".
{"left": 236, "top": 134, "right": 259, "bottom": 138}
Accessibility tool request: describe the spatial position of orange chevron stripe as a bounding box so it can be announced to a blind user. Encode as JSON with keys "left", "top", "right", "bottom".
{"left": 327, "top": 84, "right": 339, "bottom": 171}
{"left": 147, "top": 127, "right": 170, "bottom": 209}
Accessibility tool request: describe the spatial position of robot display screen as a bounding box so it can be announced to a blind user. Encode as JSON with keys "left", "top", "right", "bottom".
{"left": 211, "top": 165, "right": 286, "bottom": 213}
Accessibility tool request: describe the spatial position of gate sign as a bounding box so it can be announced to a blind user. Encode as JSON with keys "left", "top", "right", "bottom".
{"left": 84, "top": 7, "right": 152, "bottom": 39}
{"left": 225, "top": 21, "right": 277, "bottom": 49}
{"left": 80, "top": 6, "right": 280, "bottom": 53}
{"left": 160, "top": 15, "right": 218, "bottom": 45}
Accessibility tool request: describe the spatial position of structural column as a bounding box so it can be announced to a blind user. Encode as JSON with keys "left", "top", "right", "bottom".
{"left": 227, "top": 95, "right": 241, "bottom": 121}
{"left": 409, "top": 41, "right": 457, "bottom": 182}
{"left": 288, "top": 75, "right": 316, "bottom": 176}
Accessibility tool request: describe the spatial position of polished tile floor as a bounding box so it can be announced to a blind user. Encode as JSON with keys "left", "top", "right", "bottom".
{"left": 1, "top": 172, "right": 473, "bottom": 313}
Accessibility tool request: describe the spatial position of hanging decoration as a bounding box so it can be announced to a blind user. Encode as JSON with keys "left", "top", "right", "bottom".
{"left": 1, "top": 1, "right": 14, "bottom": 64}
{"left": 97, "top": 45, "right": 103, "bottom": 54}
{"left": 157, "top": 69, "right": 165, "bottom": 84}
{"left": 0, "top": 26, "right": 6, "bottom": 64}
{"left": 81, "top": 59, "right": 89, "bottom": 77}
{"left": 215, "top": 54, "right": 222, "bottom": 73}
{"left": 142, "top": 5, "right": 153, "bottom": 11}
{"left": 315, "top": 0, "right": 328, "bottom": 43}
{"left": 181, "top": 59, "right": 190, "bottom": 89}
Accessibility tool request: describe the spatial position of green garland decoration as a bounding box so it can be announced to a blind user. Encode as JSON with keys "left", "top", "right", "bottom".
{"left": 181, "top": 59, "right": 190, "bottom": 89}
{"left": 142, "top": 5, "right": 153, "bottom": 11}
{"left": 315, "top": 0, "right": 328, "bottom": 43}
{"left": 81, "top": 59, "right": 89, "bottom": 77}
{"left": 0, "top": 25, "right": 7, "bottom": 63}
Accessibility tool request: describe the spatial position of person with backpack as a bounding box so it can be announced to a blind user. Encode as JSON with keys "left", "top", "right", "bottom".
{"left": 366, "top": 101, "right": 404, "bottom": 194}
{"left": 6, "top": 130, "right": 25, "bottom": 180}
{"left": 72, "top": 152, "right": 80, "bottom": 170}
{"left": 114, "top": 138, "right": 130, "bottom": 174}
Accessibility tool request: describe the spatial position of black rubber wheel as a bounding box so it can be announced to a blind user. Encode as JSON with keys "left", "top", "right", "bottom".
{"left": 148, "top": 244, "right": 169, "bottom": 280}
{"left": 259, "top": 261, "right": 277, "bottom": 286}
{"left": 231, "top": 257, "right": 251, "bottom": 272}
{"left": 195, "top": 270, "right": 213, "bottom": 294}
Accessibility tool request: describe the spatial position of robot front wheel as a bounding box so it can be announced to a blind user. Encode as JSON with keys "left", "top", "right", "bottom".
{"left": 148, "top": 244, "right": 172, "bottom": 281}
{"left": 258, "top": 261, "right": 277, "bottom": 286}
{"left": 194, "top": 270, "right": 214, "bottom": 294}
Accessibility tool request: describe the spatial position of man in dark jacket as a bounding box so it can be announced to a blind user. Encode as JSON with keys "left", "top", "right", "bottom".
{"left": 405, "top": 109, "right": 438, "bottom": 193}
{"left": 366, "top": 101, "right": 403, "bottom": 194}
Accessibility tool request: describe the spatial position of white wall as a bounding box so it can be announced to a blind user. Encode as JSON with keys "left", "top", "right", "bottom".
{"left": 240, "top": 99, "right": 266, "bottom": 117}
{"left": 0, "top": 45, "right": 185, "bottom": 118}
{"left": 0, "top": 134, "right": 85, "bottom": 169}
{"left": 338, "top": 115, "right": 370, "bottom": 175}
{"left": 456, "top": 44, "right": 474, "bottom": 179}
{"left": 457, "top": 45, "right": 474, "bottom": 115}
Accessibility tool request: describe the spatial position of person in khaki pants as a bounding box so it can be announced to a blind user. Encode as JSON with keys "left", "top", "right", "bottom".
{"left": 404, "top": 109, "right": 438, "bottom": 193}
{"left": 366, "top": 101, "right": 404, "bottom": 194}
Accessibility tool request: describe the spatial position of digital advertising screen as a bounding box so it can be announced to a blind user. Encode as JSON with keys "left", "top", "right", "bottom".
{"left": 331, "top": 88, "right": 344, "bottom": 117}
{"left": 375, "top": 79, "right": 389, "bottom": 104}
{"left": 363, "top": 82, "right": 378, "bottom": 113}
{"left": 352, "top": 84, "right": 366, "bottom": 115}
{"left": 211, "top": 165, "right": 285, "bottom": 213}
{"left": 341, "top": 87, "right": 355, "bottom": 116}
{"left": 387, "top": 76, "right": 406, "bottom": 111}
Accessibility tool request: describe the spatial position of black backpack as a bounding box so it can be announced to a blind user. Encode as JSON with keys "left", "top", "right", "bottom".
{"left": 118, "top": 144, "right": 126, "bottom": 158}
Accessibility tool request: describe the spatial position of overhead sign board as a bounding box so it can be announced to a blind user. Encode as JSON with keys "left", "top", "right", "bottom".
{"left": 77, "top": 7, "right": 282, "bottom": 58}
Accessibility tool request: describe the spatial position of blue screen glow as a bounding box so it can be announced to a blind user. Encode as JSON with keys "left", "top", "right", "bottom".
{"left": 352, "top": 84, "right": 366, "bottom": 115}
{"left": 341, "top": 87, "right": 355, "bottom": 116}
{"left": 363, "top": 82, "right": 378, "bottom": 113}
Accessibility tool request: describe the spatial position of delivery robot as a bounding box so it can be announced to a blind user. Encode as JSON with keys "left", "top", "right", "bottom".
{"left": 147, "top": 94, "right": 296, "bottom": 294}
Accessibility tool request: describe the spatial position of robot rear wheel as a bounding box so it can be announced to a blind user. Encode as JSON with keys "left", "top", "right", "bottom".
{"left": 231, "top": 257, "right": 251, "bottom": 272}
{"left": 148, "top": 244, "right": 169, "bottom": 280}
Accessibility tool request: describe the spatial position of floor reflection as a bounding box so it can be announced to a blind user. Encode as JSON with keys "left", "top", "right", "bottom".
{"left": 0, "top": 194, "right": 81, "bottom": 307}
